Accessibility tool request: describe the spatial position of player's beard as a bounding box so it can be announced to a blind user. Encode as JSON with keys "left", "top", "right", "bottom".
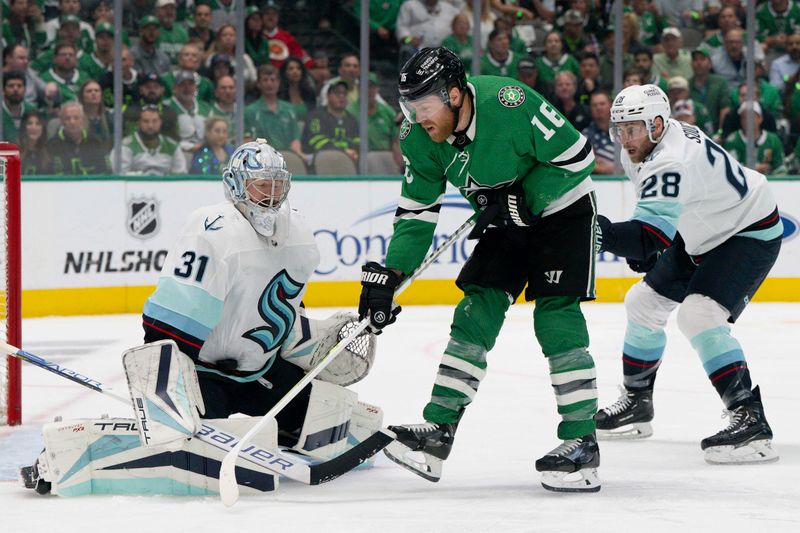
{"left": 424, "top": 112, "right": 456, "bottom": 143}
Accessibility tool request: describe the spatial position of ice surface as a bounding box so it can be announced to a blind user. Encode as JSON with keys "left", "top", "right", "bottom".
{"left": 1, "top": 304, "right": 798, "bottom": 533}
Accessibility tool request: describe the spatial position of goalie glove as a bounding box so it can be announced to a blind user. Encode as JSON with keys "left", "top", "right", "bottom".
{"left": 359, "top": 261, "right": 403, "bottom": 333}
{"left": 123, "top": 340, "right": 205, "bottom": 448}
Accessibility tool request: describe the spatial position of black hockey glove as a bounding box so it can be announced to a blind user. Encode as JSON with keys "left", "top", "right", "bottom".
{"left": 595, "top": 214, "right": 615, "bottom": 253}
{"left": 468, "top": 183, "right": 539, "bottom": 239}
{"left": 359, "top": 262, "right": 403, "bottom": 333}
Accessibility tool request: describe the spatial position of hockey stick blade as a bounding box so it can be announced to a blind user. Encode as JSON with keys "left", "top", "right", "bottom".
{"left": 217, "top": 215, "right": 477, "bottom": 505}
{"left": 1, "top": 341, "right": 394, "bottom": 490}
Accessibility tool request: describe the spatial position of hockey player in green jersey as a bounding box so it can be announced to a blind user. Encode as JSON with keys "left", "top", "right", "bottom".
{"left": 358, "top": 47, "right": 601, "bottom": 492}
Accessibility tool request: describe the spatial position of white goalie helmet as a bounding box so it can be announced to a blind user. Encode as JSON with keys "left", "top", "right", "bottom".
{"left": 610, "top": 84, "right": 671, "bottom": 144}
{"left": 223, "top": 138, "right": 291, "bottom": 238}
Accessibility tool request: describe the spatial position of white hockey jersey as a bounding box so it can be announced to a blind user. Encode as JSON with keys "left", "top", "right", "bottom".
{"left": 621, "top": 119, "right": 783, "bottom": 256}
{"left": 143, "top": 201, "right": 320, "bottom": 378}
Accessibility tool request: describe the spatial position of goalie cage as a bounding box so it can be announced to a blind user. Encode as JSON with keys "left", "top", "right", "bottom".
{"left": 1, "top": 143, "right": 21, "bottom": 426}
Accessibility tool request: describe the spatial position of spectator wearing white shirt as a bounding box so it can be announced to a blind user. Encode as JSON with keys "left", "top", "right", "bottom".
{"left": 769, "top": 32, "right": 800, "bottom": 93}
{"left": 396, "top": 0, "right": 461, "bottom": 66}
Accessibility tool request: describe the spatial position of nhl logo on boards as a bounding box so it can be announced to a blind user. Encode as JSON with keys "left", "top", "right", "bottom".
{"left": 127, "top": 197, "right": 160, "bottom": 240}
{"left": 400, "top": 120, "right": 411, "bottom": 140}
{"left": 498, "top": 85, "right": 525, "bottom": 108}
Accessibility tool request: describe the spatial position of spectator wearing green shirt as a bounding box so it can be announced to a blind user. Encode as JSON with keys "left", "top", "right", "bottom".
{"left": 653, "top": 27, "right": 693, "bottom": 81}
{"left": 39, "top": 41, "right": 89, "bottom": 103}
{"left": 77, "top": 22, "right": 114, "bottom": 81}
{"left": 346, "top": 73, "right": 402, "bottom": 171}
{"left": 2, "top": 72, "right": 36, "bottom": 143}
{"left": 756, "top": 0, "right": 800, "bottom": 55}
{"left": 245, "top": 5, "right": 270, "bottom": 66}
{"left": 534, "top": 31, "right": 580, "bottom": 84}
{"left": 724, "top": 102, "right": 786, "bottom": 175}
{"left": 162, "top": 43, "right": 215, "bottom": 103}
{"left": 480, "top": 29, "right": 521, "bottom": 78}
{"left": 629, "top": 0, "right": 664, "bottom": 48}
{"left": 702, "top": 6, "right": 743, "bottom": 52}
{"left": 156, "top": 0, "right": 189, "bottom": 64}
{"left": 689, "top": 47, "right": 731, "bottom": 133}
{"left": 36, "top": 0, "right": 94, "bottom": 55}
{"left": 244, "top": 64, "right": 308, "bottom": 162}
{"left": 31, "top": 15, "right": 88, "bottom": 73}
{"left": 2, "top": 0, "right": 37, "bottom": 53}
{"left": 353, "top": 0, "right": 402, "bottom": 54}
{"left": 441, "top": 13, "right": 474, "bottom": 67}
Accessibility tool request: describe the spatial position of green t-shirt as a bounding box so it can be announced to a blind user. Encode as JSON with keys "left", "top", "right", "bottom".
{"left": 442, "top": 34, "right": 474, "bottom": 67}
{"left": 480, "top": 51, "right": 521, "bottom": 78}
{"left": 689, "top": 73, "right": 732, "bottom": 132}
{"left": 353, "top": 0, "right": 402, "bottom": 33}
{"left": 724, "top": 130, "right": 785, "bottom": 175}
{"left": 244, "top": 98, "right": 301, "bottom": 151}
{"left": 346, "top": 99, "right": 398, "bottom": 151}
{"left": 730, "top": 79, "right": 782, "bottom": 116}
{"left": 157, "top": 23, "right": 190, "bottom": 64}
{"left": 77, "top": 53, "right": 111, "bottom": 81}
{"left": 386, "top": 76, "right": 595, "bottom": 274}
{"left": 39, "top": 68, "right": 90, "bottom": 103}
{"left": 535, "top": 54, "right": 580, "bottom": 84}
{"left": 162, "top": 71, "right": 215, "bottom": 103}
{"left": 756, "top": 3, "right": 800, "bottom": 43}
{"left": 2, "top": 101, "right": 36, "bottom": 143}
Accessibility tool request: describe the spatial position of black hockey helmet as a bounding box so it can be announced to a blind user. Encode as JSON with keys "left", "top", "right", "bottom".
{"left": 399, "top": 47, "right": 467, "bottom": 99}
{"left": 398, "top": 47, "right": 467, "bottom": 123}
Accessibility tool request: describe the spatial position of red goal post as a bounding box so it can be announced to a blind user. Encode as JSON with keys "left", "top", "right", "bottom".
{"left": 1, "top": 142, "right": 21, "bottom": 426}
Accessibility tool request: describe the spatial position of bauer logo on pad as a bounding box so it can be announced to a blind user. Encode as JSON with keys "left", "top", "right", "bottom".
{"left": 127, "top": 197, "right": 160, "bottom": 240}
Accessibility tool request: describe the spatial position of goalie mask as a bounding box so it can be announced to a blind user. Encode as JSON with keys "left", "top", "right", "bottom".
{"left": 223, "top": 139, "right": 291, "bottom": 238}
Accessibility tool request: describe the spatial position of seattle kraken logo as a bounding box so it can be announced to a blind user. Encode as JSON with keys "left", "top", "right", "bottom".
{"left": 243, "top": 270, "right": 303, "bottom": 353}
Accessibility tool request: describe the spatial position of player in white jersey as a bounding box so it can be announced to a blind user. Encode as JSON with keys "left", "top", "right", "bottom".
{"left": 20, "top": 140, "right": 383, "bottom": 497}
{"left": 593, "top": 85, "right": 782, "bottom": 464}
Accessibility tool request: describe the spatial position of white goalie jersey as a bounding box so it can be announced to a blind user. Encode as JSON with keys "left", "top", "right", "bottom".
{"left": 143, "top": 201, "right": 320, "bottom": 376}
{"left": 621, "top": 119, "right": 783, "bottom": 256}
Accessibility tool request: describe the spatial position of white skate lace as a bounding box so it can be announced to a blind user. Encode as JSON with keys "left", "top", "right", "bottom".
{"left": 404, "top": 422, "right": 440, "bottom": 435}
{"left": 602, "top": 386, "right": 633, "bottom": 416}
{"left": 548, "top": 438, "right": 582, "bottom": 456}
{"left": 717, "top": 408, "right": 743, "bottom": 433}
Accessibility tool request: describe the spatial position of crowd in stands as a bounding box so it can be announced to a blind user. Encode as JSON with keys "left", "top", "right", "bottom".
{"left": 2, "top": 0, "right": 800, "bottom": 176}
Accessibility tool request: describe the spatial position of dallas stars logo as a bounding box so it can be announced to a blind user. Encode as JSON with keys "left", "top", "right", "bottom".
{"left": 498, "top": 85, "right": 525, "bottom": 108}
{"left": 399, "top": 120, "right": 411, "bottom": 140}
{"left": 461, "top": 174, "right": 517, "bottom": 199}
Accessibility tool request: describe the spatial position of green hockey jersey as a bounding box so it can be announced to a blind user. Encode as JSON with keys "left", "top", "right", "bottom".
{"left": 385, "top": 76, "right": 595, "bottom": 274}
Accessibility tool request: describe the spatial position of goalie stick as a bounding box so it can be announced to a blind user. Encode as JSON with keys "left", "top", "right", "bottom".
{"left": 1, "top": 341, "right": 396, "bottom": 486}
{"left": 218, "top": 214, "right": 478, "bottom": 506}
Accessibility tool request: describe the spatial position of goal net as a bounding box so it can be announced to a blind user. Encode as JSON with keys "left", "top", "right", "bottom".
{"left": 1, "top": 143, "right": 21, "bottom": 425}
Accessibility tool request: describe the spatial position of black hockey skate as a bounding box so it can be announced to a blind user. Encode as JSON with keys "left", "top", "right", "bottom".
{"left": 19, "top": 458, "right": 51, "bottom": 495}
{"left": 594, "top": 387, "right": 654, "bottom": 440}
{"left": 383, "top": 422, "right": 457, "bottom": 482}
{"left": 535, "top": 434, "right": 601, "bottom": 492}
{"left": 701, "top": 386, "right": 778, "bottom": 464}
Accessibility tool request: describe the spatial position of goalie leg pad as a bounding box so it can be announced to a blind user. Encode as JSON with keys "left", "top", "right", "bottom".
{"left": 290, "top": 380, "right": 384, "bottom": 463}
{"left": 31, "top": 416, "right": 278, "bottom": 497}
{"left": 123, "top": 340, "right": 205, "bottom": 447}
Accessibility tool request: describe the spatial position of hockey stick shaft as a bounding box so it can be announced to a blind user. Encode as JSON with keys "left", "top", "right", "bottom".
{"left": 219, "top": 215, "right": 477, "bottom": 505}
{"left": 0, "top": 340, "right": 394, "bottom": 485}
